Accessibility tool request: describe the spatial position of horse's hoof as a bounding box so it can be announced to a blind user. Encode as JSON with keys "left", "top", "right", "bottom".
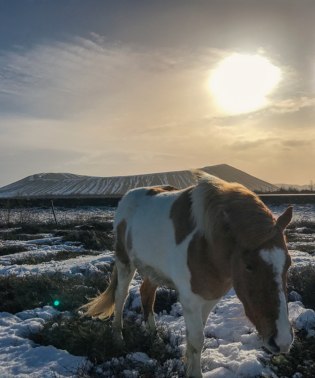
{"left": 113, "top": 331, "right": 124, "bottom": 344}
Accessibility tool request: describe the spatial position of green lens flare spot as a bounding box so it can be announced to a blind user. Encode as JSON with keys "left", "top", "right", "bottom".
{"left": 54, "top": 301, "right": 60, "bottom": 306}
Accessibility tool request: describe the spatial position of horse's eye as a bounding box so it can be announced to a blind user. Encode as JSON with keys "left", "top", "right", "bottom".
{"left": 245, "top": 264, "right": 253, "bottom": 272}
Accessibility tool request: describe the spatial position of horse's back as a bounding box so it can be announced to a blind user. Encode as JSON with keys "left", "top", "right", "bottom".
{"left": 114, "top": 186, "right": 180, "bottom": 229}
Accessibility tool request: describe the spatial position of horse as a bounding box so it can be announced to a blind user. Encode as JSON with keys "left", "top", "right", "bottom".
{"left": 82, "top": 171, "right": 294, "bottom": 378}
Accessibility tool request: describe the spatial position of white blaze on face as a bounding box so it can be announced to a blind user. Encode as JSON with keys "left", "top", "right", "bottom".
{"left": 260, "top": 248, "right": 292, "bottom": 351}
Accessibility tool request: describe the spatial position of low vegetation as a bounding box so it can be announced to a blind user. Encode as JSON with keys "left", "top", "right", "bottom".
{"left": 28, "top": 313, "right": 184, "bottom": 378}
{"left": 0, "top": 245, "right": 30, "bottom": 256}
{"left": 288, "top": 264, "right": 315, "bottom": 311}
{"left": 0, "top": 266, "right": 113, "bottom": 313}
{"left": 267, "top": 330, "right": 315, "bottom": 378}
{"left": 256, "top": 185, "right": 315, "bottom": 195}
{"left": 287, "top": 219, "right": 315, "bottom": 231}
{"left": 56, "top": 229, "right": 114, "bottom": 251}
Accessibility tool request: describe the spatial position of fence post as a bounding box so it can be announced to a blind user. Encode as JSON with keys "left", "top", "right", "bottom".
{"left": 51, "top": 200, "right": 58, "bottom": 225}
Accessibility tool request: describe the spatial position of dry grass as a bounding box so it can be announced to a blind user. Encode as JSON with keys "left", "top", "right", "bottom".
{"left": 0, "top": 265, "right": 113, "bottom": 313}
{"left": 27, "top": 313, "right": 184, "bottom": 378}
{"left": 0, "top": 245, "right": 30, "bottom": 256}
{"left": 267, "top": 329, "right": 315, "bottom": 378}
{"left": 287, "top": 264, "right": 315, "bottom": 310}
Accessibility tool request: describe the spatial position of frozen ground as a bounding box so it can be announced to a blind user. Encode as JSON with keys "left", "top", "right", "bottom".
{"left": 0, "top": 202, "right": 314, "bottom": 226}
{"left": 0, "top": 205, "right": 314, "bottom": 377}
{"left": 0, "top": 206, "right": 115, "bottom": 225}
{"left": 1, "top": 202, "right": 314, "bottom": 226}
{"left": 268, "top": 203, "right": 315, "bottom": 222}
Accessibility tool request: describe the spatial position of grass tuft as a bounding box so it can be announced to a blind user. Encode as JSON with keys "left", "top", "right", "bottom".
{"left": 287, "top": 220, "right": 315, "bottom": 231}
{"left": 287, "top": 264, "right": 315, "bottom": 311}
{"left": 0, "top": 265, "right": 113, "bottom": 313}
{"left": 27, "top": 312, "right": 184, "bottom": 376}
{"left": 0, "top": 245, "right": 30, "bottom": 256}
{"left": 56, "top": 229, "right": 114, "bottom": 251}
{"left": 154, "top": 287, "right": 178, "bottom": 315}
{"left": 267, "top": 329, "right": 315, "bottom": 378}
{"left": 288, "top": 244, "right": 315, "bottom": 254}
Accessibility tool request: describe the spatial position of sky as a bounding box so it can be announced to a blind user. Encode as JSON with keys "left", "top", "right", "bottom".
{"left": 0, "top": 0, "right": 315, "bottom": 187}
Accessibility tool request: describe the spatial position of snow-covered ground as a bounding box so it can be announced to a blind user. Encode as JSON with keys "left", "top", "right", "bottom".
{"left": 0, "top": 205, "right": 314, "bottom": 378}
{"left": 1, "top": 202, "right": 314, "bottom": 228}
{"left": 269, "top": 203, "right": 315, "bottom": 222}
{"left": 0, "top": 206, "right": 115, "bottom": 225}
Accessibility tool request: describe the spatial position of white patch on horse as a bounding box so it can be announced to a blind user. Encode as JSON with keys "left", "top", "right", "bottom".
{"left": 260, "top": 248, "right": 292, "bottom": 352}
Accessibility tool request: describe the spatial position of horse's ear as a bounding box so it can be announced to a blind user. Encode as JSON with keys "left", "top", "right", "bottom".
{"left": 191, "top": 169, "right": 207, "bottom": 182}
{"left": 276, "top": 206, "right": 293, "bottom": 231}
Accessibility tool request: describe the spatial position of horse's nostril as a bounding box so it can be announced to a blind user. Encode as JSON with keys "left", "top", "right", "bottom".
{"left": 268, "top": 334, "right": 280, "bottom": 353}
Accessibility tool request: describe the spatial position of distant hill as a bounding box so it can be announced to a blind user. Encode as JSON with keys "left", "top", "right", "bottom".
{"left": 0, "top": 164, "right": 278, "bottom": 198}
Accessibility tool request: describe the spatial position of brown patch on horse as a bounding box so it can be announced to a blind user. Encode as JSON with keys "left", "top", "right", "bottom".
{"left": 170, "top": 187, "right": 196, "bottom": 245}
{"left": 187, "top": 231, "right": 232, "bottom": 300}
{"left": 140, "top": 278, "right": 158, "bottom": 321}
{"left": 126, "top": 227, "right": 133, "bottom": 251}
{"left": 115, "top": 219, "right": 130, "bottom": 264}
{"left": 146, "top": 185, "right": 180, "bottom": 196}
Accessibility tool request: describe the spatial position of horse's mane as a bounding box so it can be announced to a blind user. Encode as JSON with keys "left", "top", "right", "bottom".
{"left": 191, "top": 170, "right": 277, "bottom": 250}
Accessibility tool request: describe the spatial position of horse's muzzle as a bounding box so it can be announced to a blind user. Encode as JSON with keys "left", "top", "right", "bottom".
{"left": 265, "top": 330, "right": 293, "bottom": 355}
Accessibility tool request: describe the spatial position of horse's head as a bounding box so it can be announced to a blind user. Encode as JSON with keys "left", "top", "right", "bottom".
{"left": 231, "top": 206, "right": 294, "bottom": 354}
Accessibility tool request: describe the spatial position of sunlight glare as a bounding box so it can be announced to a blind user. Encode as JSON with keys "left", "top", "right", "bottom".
{"left": 209, "top": 54, "right": 281, "bottom": 114}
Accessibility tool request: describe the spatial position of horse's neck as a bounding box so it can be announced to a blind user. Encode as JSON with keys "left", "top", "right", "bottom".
{"left": 205, "top": 234, "right": 233, "bottom": 296}
{"left": 210, "top": 236, "right": 233, "bottom": 276}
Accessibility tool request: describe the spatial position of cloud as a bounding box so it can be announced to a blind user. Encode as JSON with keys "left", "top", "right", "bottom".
{"left": 270, "top": 97, "right": 315, "bottom": 114}
{"left": 0, "top": 37, "right": 223, "bottom": 121}
{"left": 228, "top": 137, "right": 313, "bottom": 152}
{"left": 229, "top": 138, "right": 279, "bottom": 151}
{"left": 282, "top": 139, "right": 313, "bottom": 149}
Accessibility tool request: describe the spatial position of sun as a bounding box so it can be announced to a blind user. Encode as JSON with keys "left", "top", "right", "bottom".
{"left": 209, "top": 54, "right": 281, "bottom": 114}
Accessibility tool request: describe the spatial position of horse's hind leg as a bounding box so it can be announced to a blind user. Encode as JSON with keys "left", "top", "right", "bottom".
{"left": 140, "top": 278, "right": 158, "bottom": 331}
{"left": 112, "top": 260, "right": 136, "bottom": 341}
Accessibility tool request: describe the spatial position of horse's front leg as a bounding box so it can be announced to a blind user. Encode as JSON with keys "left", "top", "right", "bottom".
{"left": 182, "top": 303, "right": 204, "bottom": 378}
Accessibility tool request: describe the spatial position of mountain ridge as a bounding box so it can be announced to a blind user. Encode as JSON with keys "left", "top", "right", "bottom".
{"left": 0, "top": 164, "right": 279, "bottom": 198}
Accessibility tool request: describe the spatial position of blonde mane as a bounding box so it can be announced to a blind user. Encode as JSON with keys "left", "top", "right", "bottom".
{"left": 191, "top": 170, "right": 277, "bottom": 250}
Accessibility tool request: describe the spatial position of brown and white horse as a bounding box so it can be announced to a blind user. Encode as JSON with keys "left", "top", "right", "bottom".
{"left": 83, "top": 172, "right": 294, "bottom": 378}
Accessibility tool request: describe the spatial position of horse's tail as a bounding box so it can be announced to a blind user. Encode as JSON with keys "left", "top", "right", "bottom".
{"left": 80, "top": 265, "right": 118, "bottom": 319}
